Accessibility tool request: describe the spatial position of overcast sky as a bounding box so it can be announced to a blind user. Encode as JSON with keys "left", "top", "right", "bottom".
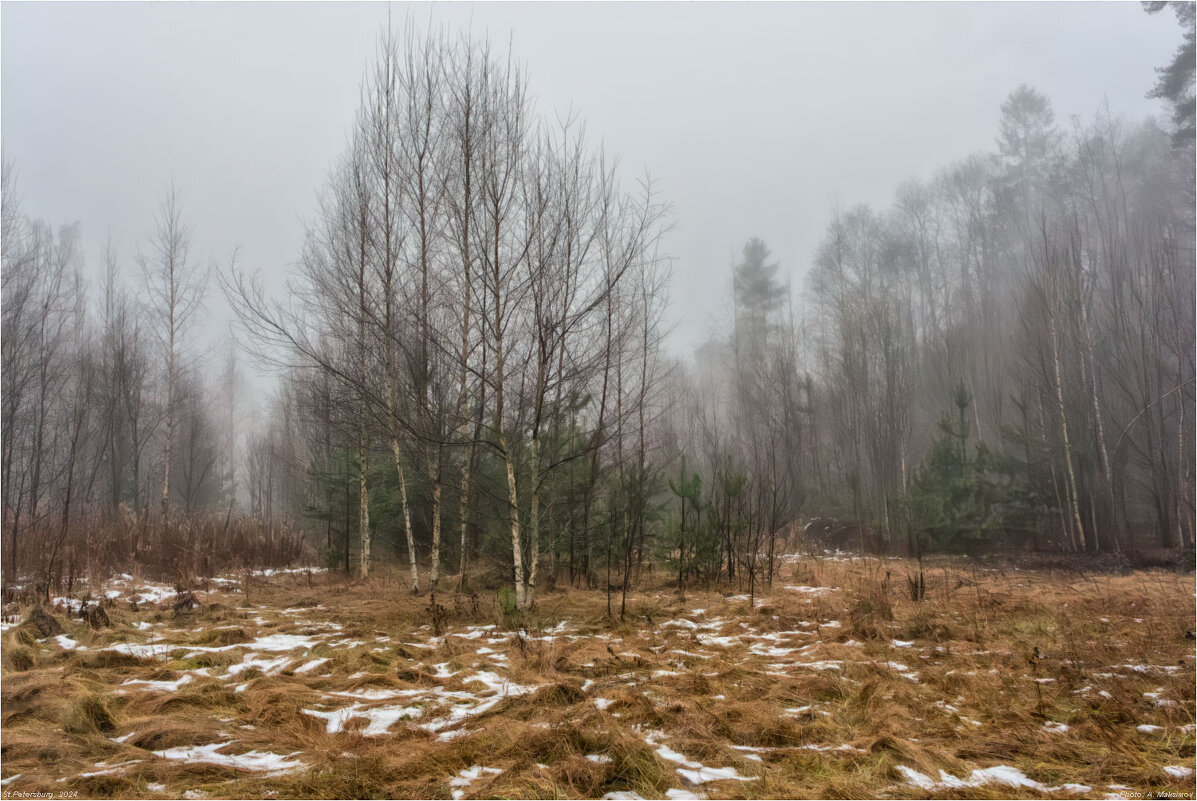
{"left": 1, "top": 1, "right": 1183, "bottom": 385}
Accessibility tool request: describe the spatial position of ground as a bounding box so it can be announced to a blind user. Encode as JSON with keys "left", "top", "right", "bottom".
{"left": 0, "top": 554, "right": 1194, "bottom": 800}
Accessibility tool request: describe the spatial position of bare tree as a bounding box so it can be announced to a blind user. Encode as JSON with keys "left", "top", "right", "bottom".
{"left": 137, "top": 185, "right": 208, "bottom": 521}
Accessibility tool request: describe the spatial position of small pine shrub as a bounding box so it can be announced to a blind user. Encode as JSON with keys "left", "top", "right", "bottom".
{"left": 498, "top": 585, "right": 519, "bottom": 626}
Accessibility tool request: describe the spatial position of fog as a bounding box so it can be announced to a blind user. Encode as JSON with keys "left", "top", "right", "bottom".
{"left": 2, "top": 10, "right": 1195, "bottom": 780}
{"left": 2, "top": 1, "right": 1181, "bottom": 372}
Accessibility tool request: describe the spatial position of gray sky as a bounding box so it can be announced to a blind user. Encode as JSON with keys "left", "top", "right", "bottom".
{"left": 1, "top": 1, "right": 1183, "bottom": 380}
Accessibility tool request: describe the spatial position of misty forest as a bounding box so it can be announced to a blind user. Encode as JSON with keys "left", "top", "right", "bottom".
{"left": 1, "top": 4, "right": 1194, "bottom": 801}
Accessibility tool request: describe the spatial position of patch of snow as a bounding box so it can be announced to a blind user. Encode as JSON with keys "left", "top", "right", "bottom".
{"left": 251, "top": 567, "right": 325, "bottom": 577}
{"left": 303, "top": 703, "right": 422, "bottom": 735}
{"left": 784, "top": 585, "right": 835, "bottom": 595}
{"left": 130, "top": 585, "right": 179, "bottom": 605}
{"left": 586, "top": 754, "right": 614, "bottom": 764}
{"left": 896, "top": 764, "right": 1090, "bottom": 794}
{"left": 226, "top": 653, "right": 292, "bottom": 677}
{"left": 1137, "top": 724, "right": 1163, "bottom": 734}
{"left": 153, "top": 741, "right": 304, "bottom": 774}
{"left": 748, "top": 643, "right": 799, "bottom": 657}
{"left": 676, "top": 765, "right": 757, "bottom": 784}
{"left": 294, "top": 657, "right": 330, "bottom": 674}
{"left": 105, "top": 642, "right": 177, "bottom": 659}
{"left": 464, "top": 670, "right": 536, "bottom": 696}
{"left": 1163, "top": 766, "right": 1194, "bottom": 779}
{"left": 416, "top": 673, "right": 539, "bottom": 735}
{"left": 449, "top": 765, "right": 502, "bottom": 800}
{"left": 327, "top": 688, "right": 412, "bottom": 701}
{"left": 792, "top": 660, "right": 843, "bottom": 671}
{"left": 78, "top": 760, "right": 143, "bottom": 778}
{"left": 671, "top": 649, "right": 709, "bottom": 659}
{"left": 695, "top": 634, "right": 741, "bottom": 648}
{"left": 656, "top": 745, "right": 702, "bottom": 769}
{"left": 54, "top": 634, "right": 81, "bottom": 650}
{"left": 661, "top": 618, "right": 699, "bottom": 630}
{"left": 1119, "top": 664, "right": 1181, "bottom": 674}
{"left": 122, "top": 674, "right": 196, "bottom": 692}
{"left": 247, "top": 633, "right": 324, "bottom": 651}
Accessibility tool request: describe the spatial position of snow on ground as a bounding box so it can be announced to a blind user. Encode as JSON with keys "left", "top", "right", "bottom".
{"left": 783, "top": 585, "right": 836, "bottom": 595}
{"left": 252, "top": 567, "right": 327, "bottom": 578}
{"left": 664, "top": 790, "right": 701, "bottom": 800}
{"left": 77, "top": 760, "right": 144, "bottom": 778}
{"left": 654, "top": 743, "right": 757, "bottom": 785}
{"left": 226, "top": 653, "right": 293, "bottom": 678}
{"left": 153, "top": 741, "right": 304, "bottom": 774}
{"left": 121, "top": 673, "right": 200, "bottom": 692}
{"left": 896, "top": 765, "right": 1091, "bottom": 794}
{"left": 12, "top": 559, "right": 1189, "bottom": 799}
{"left": 449, "top": 765, "right": 502, "bottom": 800}
{"left": 303, "top": 703, "right": 423, "bottom": 736}
{"left": 676, "top": 765, "right": 758, "bottom": 785}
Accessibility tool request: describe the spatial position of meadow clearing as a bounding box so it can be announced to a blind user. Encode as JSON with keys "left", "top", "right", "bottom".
{"left": 0, "top": 554, "right": 1193, "bottom": 800}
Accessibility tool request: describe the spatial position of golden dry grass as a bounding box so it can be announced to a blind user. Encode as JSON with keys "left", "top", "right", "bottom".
{"left": 0, "top": 555, "right": 1193, "bottom": 800}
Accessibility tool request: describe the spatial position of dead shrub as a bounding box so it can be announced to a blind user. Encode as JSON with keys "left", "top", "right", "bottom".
{"left": 900, "top": 609, "right": 955, "bottom": 641}
{"left": 5, "top": 645, "right": 34, "bottom": 671}
{"left": 192, "top": 626, "right": 252, "bottom": 646}
{"left": 848, "top": 585, "right": 893, "bottom": 639}
{"left": 84, "top": 604, "right": 111, "bottom": 629}
{"left": 528, "top": 681, "right": 587, "bottom": 707}
{"left": 24, "top": 606, "right": 62, "bottom": 638}
{"left": 62, "top": 693, "right": 116, "bottom": 734}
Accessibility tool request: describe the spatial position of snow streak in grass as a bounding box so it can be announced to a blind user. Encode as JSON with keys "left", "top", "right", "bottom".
{"left": 449, "top": 765, "right": 502, "bottom": 799}
{"left": 153, "top": 741, "right": 304, "bottom": 774}
{"left": 896, "top": 765, "right": 1091, "bottom": 794}
{"left": 303, "top": 703, "right": 423, "bottom": 735}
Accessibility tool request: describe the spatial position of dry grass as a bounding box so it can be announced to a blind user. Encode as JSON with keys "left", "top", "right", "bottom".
{"left": 0, "top": 555, "right": 1193, "bottom": 800}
